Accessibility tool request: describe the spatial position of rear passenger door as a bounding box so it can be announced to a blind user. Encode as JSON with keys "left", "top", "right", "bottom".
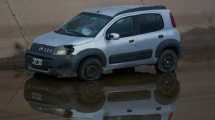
{"left": 134, "top": 13, "right": 165, "bottom": 60}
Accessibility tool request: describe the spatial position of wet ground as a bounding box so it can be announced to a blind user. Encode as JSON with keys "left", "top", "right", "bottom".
{"left": 0, "top": 58, "right": 215, "bottom": 120}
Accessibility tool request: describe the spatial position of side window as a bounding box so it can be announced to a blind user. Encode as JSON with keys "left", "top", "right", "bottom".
{"left": 107, "top": 17, "right": 134, "bottom": 38}
{"left": 136, "top": 14, "right": 164, "bottom": 34}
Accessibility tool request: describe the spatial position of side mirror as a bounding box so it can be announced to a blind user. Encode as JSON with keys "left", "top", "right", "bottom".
{"left": 106, "top": 33, "right": 120, "bottom": 40}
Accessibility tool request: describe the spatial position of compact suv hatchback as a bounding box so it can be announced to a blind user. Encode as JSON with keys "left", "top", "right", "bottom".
{"left": 25, "top": 5, "right": 181, "bottom": 80}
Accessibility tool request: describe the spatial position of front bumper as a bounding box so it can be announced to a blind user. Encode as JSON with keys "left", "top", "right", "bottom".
{"left": 25, "top": 50, "right": 77, "bottom": 77}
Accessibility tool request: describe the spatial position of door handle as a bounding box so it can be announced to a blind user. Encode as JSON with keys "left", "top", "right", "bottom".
{"left": 129, "top": 40, "right": 134, "bottom": 43}
{"left": 158, "top": 34, "right": 164, "bottom": 39}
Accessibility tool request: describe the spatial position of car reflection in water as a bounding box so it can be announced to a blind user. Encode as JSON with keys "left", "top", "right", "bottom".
{"left": 24, "top": 72, "right": 180, "bottom": 120}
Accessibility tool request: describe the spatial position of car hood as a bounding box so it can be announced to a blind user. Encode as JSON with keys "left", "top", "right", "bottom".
{"left": 32, "top": 32, "right": 93, "bottom": 46}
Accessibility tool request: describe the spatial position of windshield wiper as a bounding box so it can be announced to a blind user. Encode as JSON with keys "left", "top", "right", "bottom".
{"left": 55, "top": 28, "right": 87, "bottom": 37}
{"left": 55, "top": 28, "right": 66, "bottom": 34}
{"left": 67, "top": 29, "right": 87, "bottom": 37}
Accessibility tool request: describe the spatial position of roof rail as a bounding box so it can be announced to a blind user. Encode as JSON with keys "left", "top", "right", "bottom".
{"left": 114, "top": 5, "right": 167, "bottom": 17}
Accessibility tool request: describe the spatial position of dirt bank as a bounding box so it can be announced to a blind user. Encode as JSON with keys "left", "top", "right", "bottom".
{"left": 182, "top": 26, "right": 215, "bottom": 62}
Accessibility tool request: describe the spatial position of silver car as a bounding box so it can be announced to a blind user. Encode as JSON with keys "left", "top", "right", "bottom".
{"left": 25, "top": 5, "right": 181, "bottom": 80}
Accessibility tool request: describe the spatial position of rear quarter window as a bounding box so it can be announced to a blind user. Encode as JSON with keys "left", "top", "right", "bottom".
{"left": 135, "top": 13, "right": 164, "bottom": 34}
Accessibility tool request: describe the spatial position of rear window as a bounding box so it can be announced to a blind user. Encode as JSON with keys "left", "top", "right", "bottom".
{"left": 135, "top": 13, "right": 164, "bottom": 34}
{"left": 104, "top": 114, "right": 161, "bottom": 120}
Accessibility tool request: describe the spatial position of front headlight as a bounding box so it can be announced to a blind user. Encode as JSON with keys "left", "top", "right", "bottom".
{"left": 54, "top": 47, "right": 67, "bottom": 55}
{"left": 54, "top": 46, "right": 74, "bottom": 55}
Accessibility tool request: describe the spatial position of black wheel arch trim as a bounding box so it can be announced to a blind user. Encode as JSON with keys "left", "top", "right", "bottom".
{"left": 155, "top": 39, "right": 181, "bottom": 58}
{"left": 73, "top": 49, "right": 107, "bottom": 72}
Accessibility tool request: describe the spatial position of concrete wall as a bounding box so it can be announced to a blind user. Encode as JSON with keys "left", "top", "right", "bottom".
{"left": 0, "top": 0, "right": 215, "bottom": 57}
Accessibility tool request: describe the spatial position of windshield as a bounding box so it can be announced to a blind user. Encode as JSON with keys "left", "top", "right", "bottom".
{"left": 55, "top": 12, "right": 112, "bottom": 37}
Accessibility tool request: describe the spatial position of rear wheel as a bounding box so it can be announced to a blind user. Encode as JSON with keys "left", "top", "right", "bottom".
{"left": 154, "top": 73, "right": 180, "bottom": 105}
{"left": 78, "top": 58, "right": 103, "bottom": 81}
{"left": 156, "top": 49, "right": 178, "bottom": 73}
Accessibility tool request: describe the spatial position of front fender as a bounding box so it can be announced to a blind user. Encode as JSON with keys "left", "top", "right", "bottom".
{"left": 72, "top": 49, "right": 107, "bottom": 72}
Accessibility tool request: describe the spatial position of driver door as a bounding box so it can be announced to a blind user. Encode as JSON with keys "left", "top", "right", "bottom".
{"left": 106, "top": 16, "right": 137, "bottom": 64}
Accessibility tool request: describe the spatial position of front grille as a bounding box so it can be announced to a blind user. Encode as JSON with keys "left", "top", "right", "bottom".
{"left": 31, "top": 44, "right": 55, "bottom": 55}
{"left": 26, "top": 55, "right": 53, "bottom": 71}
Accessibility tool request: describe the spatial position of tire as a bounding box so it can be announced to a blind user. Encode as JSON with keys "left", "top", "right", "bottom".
{"left": 154, "top": 73, "right": 180, "bottom": 105}
{"left": 77, "top": 82, "right": 105, "bottom": 105}
{"left": 78, "top": 58, "right": 103, "bottom": 81}
{"left": 156, "top": 49, "right": 178, "bottom": 73}
{"left": 76, "top": 81, "right": 105, "bottom": 112}
{"left": 75, "top": 81, "right": 105, "bottom": 113}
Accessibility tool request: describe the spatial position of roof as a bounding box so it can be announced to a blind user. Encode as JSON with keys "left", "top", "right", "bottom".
{"left": 84, "top": 5, "right": 167, "bottom": 17}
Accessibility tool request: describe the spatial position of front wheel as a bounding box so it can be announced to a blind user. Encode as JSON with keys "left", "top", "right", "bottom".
{"left": 156, "top": 49, "right": 178, "bottom": 73}
{"left": 78, "top": 58, "right": 103, "bottom": 81}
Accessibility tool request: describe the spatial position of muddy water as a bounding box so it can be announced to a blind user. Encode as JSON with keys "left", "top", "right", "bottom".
{"left": 0, "top": 58, "right": 215, "bottom": 120}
